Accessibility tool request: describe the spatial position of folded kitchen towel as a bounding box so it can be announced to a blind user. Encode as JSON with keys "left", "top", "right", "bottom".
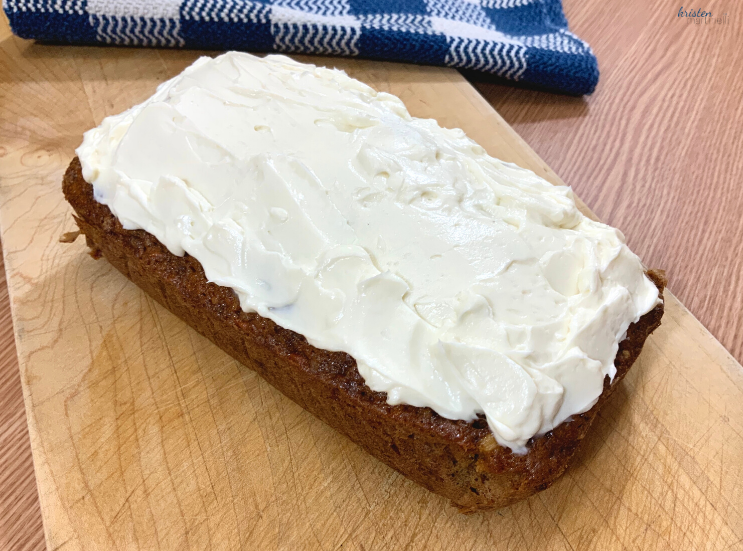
{"left": 3, "top": 0, "right": 599, "bottom": 95}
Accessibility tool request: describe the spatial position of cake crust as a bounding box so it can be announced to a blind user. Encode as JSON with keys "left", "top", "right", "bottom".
{"left": 63, "top": 157, "right": 665, "bottom": 512}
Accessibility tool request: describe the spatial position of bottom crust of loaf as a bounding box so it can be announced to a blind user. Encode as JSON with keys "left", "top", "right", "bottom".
{"left": 62, "top": 157, "right": 666, "bottom": 512}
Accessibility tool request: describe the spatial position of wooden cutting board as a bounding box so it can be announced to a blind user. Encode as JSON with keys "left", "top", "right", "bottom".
{"left": 2, "top": 29, "right": 743, "bottom": 551}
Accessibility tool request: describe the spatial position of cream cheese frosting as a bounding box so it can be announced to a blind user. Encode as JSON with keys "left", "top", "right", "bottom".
{"left": 77, "top": 52, "right": 660, "bottom": 452}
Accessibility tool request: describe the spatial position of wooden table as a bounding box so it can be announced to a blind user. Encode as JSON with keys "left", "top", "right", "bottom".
{"left": 1, "top": 1, "right": 741, "bottom": 549}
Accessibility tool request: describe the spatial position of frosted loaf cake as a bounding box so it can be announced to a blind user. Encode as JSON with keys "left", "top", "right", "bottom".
{"left": 64, "top": 52, "right": 665, "bottom": 510}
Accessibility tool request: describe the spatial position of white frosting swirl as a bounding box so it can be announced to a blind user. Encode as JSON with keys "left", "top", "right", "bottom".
{"left": 77, "top": 52, "right": 660, "bottom": 452}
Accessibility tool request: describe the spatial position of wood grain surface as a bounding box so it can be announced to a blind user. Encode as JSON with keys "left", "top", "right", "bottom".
{"left": 0, "top": 14, "right": 46, "bottom": 551}
{"left": 1, "top": 2, "right": 742, "bottom": 549}
{"left": 0, "top": 241, "right": 44, "bottom": 551}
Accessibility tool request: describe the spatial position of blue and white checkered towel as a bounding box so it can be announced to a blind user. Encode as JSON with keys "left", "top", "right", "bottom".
{"left": 4, "top": 0, "right": 599, "bottom": 95}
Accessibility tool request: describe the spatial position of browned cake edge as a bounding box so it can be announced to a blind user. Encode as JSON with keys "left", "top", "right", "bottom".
{"left": 62, "top": 157, "right": 666, "bottom": 513}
